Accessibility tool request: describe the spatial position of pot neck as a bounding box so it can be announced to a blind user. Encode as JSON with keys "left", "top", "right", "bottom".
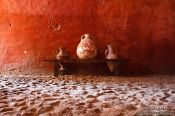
{"left": 107, "top": 45, "right": 114, "bottom": 51}
{"left": 81, "top": 34, "right": 91, "bottom": 41}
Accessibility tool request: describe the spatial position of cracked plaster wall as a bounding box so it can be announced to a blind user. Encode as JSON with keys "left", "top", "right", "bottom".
{"left": 0, "top": 0, "right": 175, "bottom": 75}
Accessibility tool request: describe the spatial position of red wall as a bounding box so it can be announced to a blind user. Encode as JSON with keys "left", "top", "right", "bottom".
{"left": 0, "top": 0, "right": 175, "bottom": 75}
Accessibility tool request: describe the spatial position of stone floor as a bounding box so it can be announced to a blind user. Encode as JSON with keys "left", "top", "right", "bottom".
{"left": 0, "top": 75, "right": 175, "bottom": 116}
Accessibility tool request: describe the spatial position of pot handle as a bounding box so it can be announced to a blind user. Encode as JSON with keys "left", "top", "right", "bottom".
{"left": 115, "top": 49, "right": 118, "bottom": 57}
{"left": 81, "top": 35, "right": 85, "bottom": 41}
{"left": 105, "top": 50, "right": 109, "bottom": 57}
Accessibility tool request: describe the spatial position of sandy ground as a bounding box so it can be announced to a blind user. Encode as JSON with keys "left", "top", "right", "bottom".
{"left": 0, "top": 75, "right": 175, "bottom": 116}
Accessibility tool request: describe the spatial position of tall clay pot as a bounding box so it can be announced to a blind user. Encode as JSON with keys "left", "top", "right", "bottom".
{"left": 105, "top": 44, "right": 117, "bottom": 72}
{"left": 76, "top": 34, "right": 97, "bottom": 59}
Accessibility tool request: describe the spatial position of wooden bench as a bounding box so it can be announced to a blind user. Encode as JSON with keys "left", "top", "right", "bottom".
{"left": 44, "top": 58, "right": 128, "bottom": 77}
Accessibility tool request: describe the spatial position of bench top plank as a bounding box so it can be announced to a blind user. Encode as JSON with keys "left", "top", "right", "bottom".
{"left": 44, "top": 58, "right": 128, "bottom": 63}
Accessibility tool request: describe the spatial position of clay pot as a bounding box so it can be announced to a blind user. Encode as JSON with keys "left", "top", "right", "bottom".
{"left": 105, "top": 44, "right": 117, "bottom": 72}
{"left": 76, "top": 34, "right": 97, "bottom": 59}
{"left": 105, "top": 44, "right": 117, "bottom": 59}
{"left": 56, "top": 48, "right": 70, "bottom": 59}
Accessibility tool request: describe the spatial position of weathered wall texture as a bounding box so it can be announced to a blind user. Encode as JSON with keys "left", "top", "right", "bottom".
{"left": 0, "top": 0, "right": 175, "bottom": 75}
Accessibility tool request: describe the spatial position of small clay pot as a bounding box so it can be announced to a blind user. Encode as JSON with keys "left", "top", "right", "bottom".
{"left": 56, "top": 48, "right": 70, "bottom": 59}
{"left": 105, "top": 44, "right": 117, "bottom": 72}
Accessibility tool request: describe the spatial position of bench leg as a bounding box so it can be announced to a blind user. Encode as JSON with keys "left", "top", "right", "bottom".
{"left": 54, "top": 62, "right": 59, "bottom": 77}
{"left": 115, "top": 63, "right": 118, "bottom": 76}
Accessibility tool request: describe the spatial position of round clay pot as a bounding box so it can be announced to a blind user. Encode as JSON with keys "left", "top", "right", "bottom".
{"left": 76, "top": 34, "right": 97, "bottom": 59}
